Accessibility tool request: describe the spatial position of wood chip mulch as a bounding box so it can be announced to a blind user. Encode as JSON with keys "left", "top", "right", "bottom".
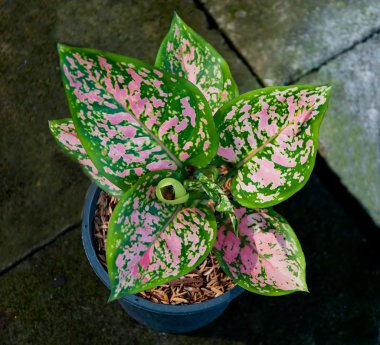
{"left": 93, "top": 190, "right": 236, "bottom": 305}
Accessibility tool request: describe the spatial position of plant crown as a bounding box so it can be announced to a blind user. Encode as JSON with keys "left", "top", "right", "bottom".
{"left": 50, "top": 13, "right": 331, "bottom": 300}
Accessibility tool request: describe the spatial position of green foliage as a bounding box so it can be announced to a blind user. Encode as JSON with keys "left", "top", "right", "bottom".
{"left": 155, "top": 13, "right": 238, "bottom": 114}
{"left": 107, "top": 170, "right": 216, "bottom": 299}
{"left": 214, "top": 207, "right": 307, "bottom": 296}
{"left": 184, "top": 172, "right": 238, "bottom": 234}
{"left": 50, "top": 13, "right": 331, "bottom": 300}
{"left": 214, "top": 85, "right": 331, "bottom": 208}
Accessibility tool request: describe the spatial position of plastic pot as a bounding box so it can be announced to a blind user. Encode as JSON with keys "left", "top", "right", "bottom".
{"left": 82, "top": 183, "right": 244, "bottom": 333}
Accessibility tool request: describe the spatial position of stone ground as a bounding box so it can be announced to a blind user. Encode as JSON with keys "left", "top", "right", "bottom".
{"left": 1, "top": 0, "right": 379, "bottom": 344}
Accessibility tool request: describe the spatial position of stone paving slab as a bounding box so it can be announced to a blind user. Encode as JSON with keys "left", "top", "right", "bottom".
{"left": 0, "top": 0, "right": 260, "bottom": 271}
{"left": 53, "top": 0, "right": 261, "bottom": 93}
{"left": 0, "top": 228, "right": 159, "bottom": 345}
{"left": 1, "top": 174, "right": 379, "bottom": 345}
{"left": 201, "top": 0, "right": 380, "bottom": 85}
{"left": 298, "top": 34, "right": 380, "bottom": 226}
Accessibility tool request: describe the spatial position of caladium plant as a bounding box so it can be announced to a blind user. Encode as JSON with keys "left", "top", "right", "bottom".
{"left": 50, "top": 13, "right": 331, "bottom": 301}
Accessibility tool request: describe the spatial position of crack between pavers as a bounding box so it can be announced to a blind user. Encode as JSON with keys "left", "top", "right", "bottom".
{"left": 0, "top": 221, "right": 81, "bottom": 276}
{"left": 194, "top": 0, "right": 380, "bottom": 88}
{"left": 288, "top": 25, "right": 380, "bottom": 84}
{"left": 288, "top": 27, "right": 380, "bottom": 241}
{"left": 192, "top": 0, "right": 266, "bottom": 88}
{"left": 193, "top": 1, "right": 380, "bottom": 240}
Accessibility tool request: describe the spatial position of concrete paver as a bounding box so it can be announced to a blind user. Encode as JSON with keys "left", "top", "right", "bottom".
{"left": 299, "top": 34, "right": 380, "bottom": 226}
{"left": 0, "top": 0, "right": 260, "bottom": 271}
{"left": 201, "top": 0, "right": 380, "bottom": 85}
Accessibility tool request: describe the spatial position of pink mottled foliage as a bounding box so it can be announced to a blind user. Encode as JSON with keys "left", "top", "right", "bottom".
{"left": 50, "top": 15, "right": 331, "bottom": 300}
{"left": 107, "top": 171, "right": 216, "bottom": 300}
{"left": 57, "top": 43, "right": 217, "bottom": 193}
{"left": 214, "top": 207, "right": 307, "bottom": 295}
{"left": 49, "top": 119, "right": 123, "bottom": 198}
{"left": 215, "top": 85, "right": 331, "bottom": 208}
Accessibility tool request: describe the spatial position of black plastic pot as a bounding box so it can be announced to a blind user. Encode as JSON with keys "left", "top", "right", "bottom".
{"left": 82, "top": 183, "right": 244, "bottom": 333}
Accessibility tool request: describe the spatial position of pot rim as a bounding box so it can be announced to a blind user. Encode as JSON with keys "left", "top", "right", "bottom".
{"left": 82, "top": 183, "right": 244, "bottom": 314}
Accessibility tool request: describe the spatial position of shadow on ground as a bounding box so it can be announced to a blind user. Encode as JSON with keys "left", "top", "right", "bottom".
{"left": 1, "top": 174, "right": 379, "bottom": 345}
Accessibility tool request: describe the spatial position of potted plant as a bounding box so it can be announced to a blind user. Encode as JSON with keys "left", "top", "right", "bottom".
{"left": 49, "top": 13, "right": 331, "bottom": 333}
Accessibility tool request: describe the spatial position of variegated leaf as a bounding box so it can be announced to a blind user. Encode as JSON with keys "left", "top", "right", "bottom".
{"left": 214, "top": 207, "right": 307, "bottom": 296}
{"left": 155, "top": 13, "right": 238, "bottom": 115}
{"left": 49, "top": 118, "right": 123, "bottom": 198}
{"left": 59, "top": 44, "right": 218, "bottom": 191}
{"left": 215, "top": 85, "right": 331, "bottom": 208}
{"left": 107, "top": 170, "right": 216, "bottom": 300}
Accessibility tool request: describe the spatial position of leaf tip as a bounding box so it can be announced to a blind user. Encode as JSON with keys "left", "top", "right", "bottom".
{"left": 172, "top": 11, "right": 182, "bottom": 23}
{"left": 48, "top": 120, "right": 56, "bottom": 133}
{"left": 298, "top": 287, "right": 310, "bottom": 294}
{"left": 298, "top": 278, "right": 309, "bottom": 293}
{"left": 318, "top": 83, "right": 332, "bottom": 93}
{"left": 107, "top": 293, "right": 118, "bottom": 303}
{"left": 171, "top": 11, "right": 188, "bottom": 31}
{"left": 57, "top": 42, "right": 68, "bottom": 54}
{"left": 325, "top": 84, "right": 333, "bottom": 96}
{"left": 108, "top": 286, "right": 121, "bottom": 302}
{"left": 57, "top": 43, "right": 78, "bottom": 59}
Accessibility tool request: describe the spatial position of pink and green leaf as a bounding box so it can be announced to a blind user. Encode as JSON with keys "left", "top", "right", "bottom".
{"left": 58, "top": 43, "right": 218, "bottom": 192}
{"left": 49, "top": 118, "right": 123, "bottom": 198}
{"left": 155, "top": 13, "right": 239, "bottom": 115}
{"left": 214, "top": 85, "right": 331, "bottom": 208}
{"left": 106, "top": 170, "right": 217, "bottom": 300}
{"left": 214, "top": 207, "right": 307, "bottom": 296}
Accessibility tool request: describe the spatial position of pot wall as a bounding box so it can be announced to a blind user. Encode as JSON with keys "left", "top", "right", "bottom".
{"left": 82, "top": 183, "right": 244, "bottom": 333}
